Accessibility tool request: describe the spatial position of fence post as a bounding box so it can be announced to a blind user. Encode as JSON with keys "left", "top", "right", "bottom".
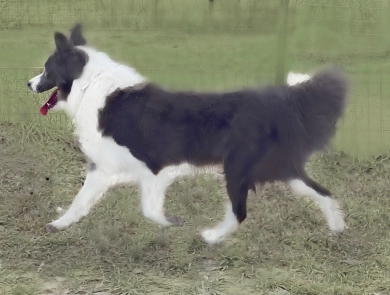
{"left": 153, "top": 0, "right": 160, "bottom": 28}
{"left": 275, "top": 0, "right": 289, "bottom": 85}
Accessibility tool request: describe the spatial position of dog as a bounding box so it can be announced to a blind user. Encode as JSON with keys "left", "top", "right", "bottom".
{"left": 27, "top": 24, "right": 348, "bottom": 244}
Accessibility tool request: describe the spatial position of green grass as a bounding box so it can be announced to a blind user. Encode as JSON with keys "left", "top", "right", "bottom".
{"left": 2, "top": 25, "right": 390, "bottom": 156}
{"left": 1, "top": 122, "right": 390, "bottom": 294}
{"left": 1, "top": 1, "right": 390, "bottom": 294}
{"left": 1, "top": 1, "right": 390, "bottom": 155}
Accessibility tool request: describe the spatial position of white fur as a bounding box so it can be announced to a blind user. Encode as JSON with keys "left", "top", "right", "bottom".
{"left": 201, "top": 202, "right": 239, "bottom": 244}
{"left": 29, "top": 44, "right": 335, "bottom": 243}
{"left": 289, "top": 179, "right": 345, "bottom": 233}
{"left": 28, "top": 72, "right": 44, "bottom": 91}
{"left": 287, "top": 72, "right": 311, "bottom": 86}
{"left": 29, "top": 46, "right": 224, "bottom": 240}
{"left": 49, "top": 169, "right": 112, "bottom": 230}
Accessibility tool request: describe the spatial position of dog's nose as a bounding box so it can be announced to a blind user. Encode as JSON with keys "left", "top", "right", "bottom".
{"left": 27, "top": 82, "right": 31, "bottom": 89}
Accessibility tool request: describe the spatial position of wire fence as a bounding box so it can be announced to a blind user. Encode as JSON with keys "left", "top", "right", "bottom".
{"left": 0, "top": 0, "right": 389, "bottom": 156}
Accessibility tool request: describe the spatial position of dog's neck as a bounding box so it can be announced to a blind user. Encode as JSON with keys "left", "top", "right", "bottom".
{"left": 62, "top": 46, "right": 146, "bottom": 144}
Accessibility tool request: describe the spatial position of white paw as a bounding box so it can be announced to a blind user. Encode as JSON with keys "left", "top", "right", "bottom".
{"left": 201, "top": 228, "right": 224, "bottom": 245}
{"left": 46, "top": 220, "right": 69, "bottom": 233}
{"left": 329, "top": 211, "right": 345, "bottom": 234}
{"left": 46, "top": 222, "right": 59, "bottom": 233}
{"left": 46, "top": 219, "right": 72, "bottom": 233}
{"left": 327, "top": 200, "right": 345, "bottom": 234}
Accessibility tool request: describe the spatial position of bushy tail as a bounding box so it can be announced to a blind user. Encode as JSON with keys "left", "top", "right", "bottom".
{"left": 291, "top": 66, "right": 349, "bottom": 152}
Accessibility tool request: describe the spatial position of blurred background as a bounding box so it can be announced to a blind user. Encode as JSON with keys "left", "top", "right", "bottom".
{"left": 1, "top": 0, "right": 389, "bottom": 156}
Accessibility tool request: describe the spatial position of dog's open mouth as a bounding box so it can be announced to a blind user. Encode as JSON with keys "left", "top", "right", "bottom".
{"left": 40, "top": 89, "right": 58, "bottom": 116}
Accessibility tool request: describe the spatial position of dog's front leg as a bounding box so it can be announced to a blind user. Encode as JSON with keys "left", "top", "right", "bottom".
{"left": 46, "top": 169, "right": 111, "bottom": 233}
{"left": 140, "top": 172, "right": 183, "bottom": 228}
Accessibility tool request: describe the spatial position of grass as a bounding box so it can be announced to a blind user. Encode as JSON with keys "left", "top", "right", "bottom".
{"left": 1, "top": 0, "right": 390, "bottom": 294}
{"left": 1, "top": 121, "right": 390, "bottom": 294}
{"left": 1, "top": 1, "right": 390, "bottom": 155}
{"left": 2, "top": 25, "right": 390, "bottom": 156}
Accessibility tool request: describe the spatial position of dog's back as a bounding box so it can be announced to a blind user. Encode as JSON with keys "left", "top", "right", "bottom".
{"left": 28, "top": 24, "right": 349, "bottom": 245}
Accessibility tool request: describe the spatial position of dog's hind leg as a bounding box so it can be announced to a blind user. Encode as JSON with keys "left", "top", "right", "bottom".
{"left": 46, "top": 169, "right": 112, "bottom": 233}
{"left": 289, "top": 175, "right": 345, "bottom": 233}
{"left": 201, "top": 148, "right": 257, "bottom": 244}
{"left": 201, "top": 200, "right": 240, "bottom": 245}
{"left": 140, "top": 169, "right": 183, "bottom": 228}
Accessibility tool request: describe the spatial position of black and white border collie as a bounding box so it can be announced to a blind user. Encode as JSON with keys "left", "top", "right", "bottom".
{"left": 27, "top": 24, "right": 348, "bottom": 244}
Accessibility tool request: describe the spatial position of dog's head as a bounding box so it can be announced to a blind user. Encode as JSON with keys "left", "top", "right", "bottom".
{"left": 27, "top": 24, "right": 88, "bottom": 115}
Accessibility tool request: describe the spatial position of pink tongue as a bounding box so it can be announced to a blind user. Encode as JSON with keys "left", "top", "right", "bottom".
{"left": 40, "top": 89, "right": 58, "bottom": 116}
{"left": 39, "top": 105, "right": 49, "bottom": 116}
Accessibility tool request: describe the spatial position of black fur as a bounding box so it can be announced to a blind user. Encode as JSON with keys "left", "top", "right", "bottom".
{"left": 69, "top": 23, "right": 87, "bottom": 46}
{"left": 33, "top": 24, "right": 88, "bottom": 99}
{"left": 98, "top": 67, "right": 349, "bottom": 223}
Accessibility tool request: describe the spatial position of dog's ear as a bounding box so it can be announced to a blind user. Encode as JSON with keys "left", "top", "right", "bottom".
{"left": 69, "top": 23, "right": 86, "bottom": 46}
{"left": 54, "top": 32, "right": 72, "bottom": 51}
